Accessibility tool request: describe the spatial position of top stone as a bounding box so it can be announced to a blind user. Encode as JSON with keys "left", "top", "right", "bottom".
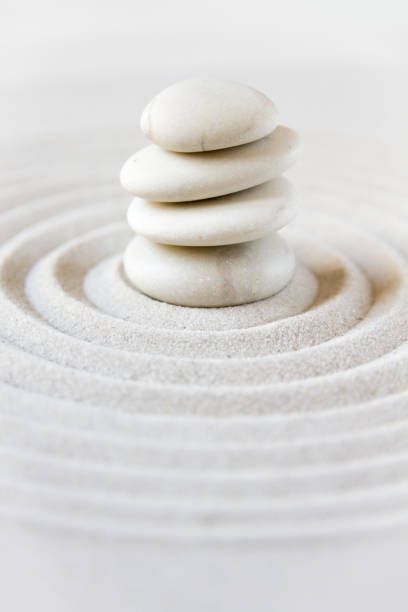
{"left": 140, "top": 78, "right": 279, "bottom": 152}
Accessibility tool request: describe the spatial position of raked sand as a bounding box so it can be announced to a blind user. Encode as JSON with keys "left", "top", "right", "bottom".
{"left": 0, "top": 129, "right": 408, "bottom": 548}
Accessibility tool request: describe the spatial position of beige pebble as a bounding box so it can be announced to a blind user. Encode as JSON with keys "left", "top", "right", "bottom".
{"left": 123, "top": 233, "right": 295, "bottom": 307}
{"left": 120, "top": 126, "right": 301, "bottom": 202}
{"left": 127, "top": 178, "right": 298, "bottom": 246}
{"left": 141, "top": 77, "right": 278, "bottom": 152}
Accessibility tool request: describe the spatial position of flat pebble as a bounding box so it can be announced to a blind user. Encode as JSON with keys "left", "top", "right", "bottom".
{"left": 120, "top": 126, "right": 301, "bottom": 202}
{"left": 127, "top": 178, "right": 298, "bottom": 246}
{"left": 123, "top": 234, "right": 295, "bottom": 307}
{"left": 141, "top": 78, "right": 278, "bottom": 152}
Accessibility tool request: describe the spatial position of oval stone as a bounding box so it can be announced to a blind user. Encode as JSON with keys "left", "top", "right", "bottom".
{"left": 123, "top": 234, "right": 295, "bottom": 307}
{"left": 140, "top": 78, "right": 279, "bottom": 152}
{"left": 127, "top": 178, "right": 298, "bottom": 247}
{"left": 120, "top": 126, "right": 301, "bottom": 202}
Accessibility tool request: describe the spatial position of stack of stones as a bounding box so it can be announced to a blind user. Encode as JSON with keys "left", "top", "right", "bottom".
{"left": 120, "top": 78, "right": 302, "bottom": 307}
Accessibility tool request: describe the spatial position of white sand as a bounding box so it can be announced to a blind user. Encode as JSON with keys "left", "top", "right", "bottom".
{"left": 0, "top": 129, "right": 408, "bottom": 553}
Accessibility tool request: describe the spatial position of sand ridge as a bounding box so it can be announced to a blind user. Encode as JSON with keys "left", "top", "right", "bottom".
{"left": 0, "top": 132, "right": 407, "bottom": 542}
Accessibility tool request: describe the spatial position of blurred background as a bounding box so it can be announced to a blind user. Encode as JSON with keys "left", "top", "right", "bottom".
{"left": 1, "top": 0, "right": 407, "bottom": 147}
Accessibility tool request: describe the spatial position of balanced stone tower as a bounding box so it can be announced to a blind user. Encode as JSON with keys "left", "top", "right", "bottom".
{"left": 120, "top": 78, "right": 301, "bottom": 307}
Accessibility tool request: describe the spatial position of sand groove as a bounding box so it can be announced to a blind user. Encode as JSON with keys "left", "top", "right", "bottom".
{"left": 0, "top": 135, "right": 407, "bottom": 542}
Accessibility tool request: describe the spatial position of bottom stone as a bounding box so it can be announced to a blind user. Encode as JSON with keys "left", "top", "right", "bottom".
{"left": 123, "top": 233, "right": 295, "bottom": 307}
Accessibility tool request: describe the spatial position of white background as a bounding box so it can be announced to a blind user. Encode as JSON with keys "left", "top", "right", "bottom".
{"left": 1, "top": 0, "right": 407, "bottom": 145}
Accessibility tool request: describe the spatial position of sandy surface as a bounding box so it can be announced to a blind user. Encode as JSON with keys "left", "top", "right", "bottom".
{"left": 0, "top": 126, "right": 407, "bottom": 542}
{"left": 1, "top": 118, "right": 408, "bottom": 612}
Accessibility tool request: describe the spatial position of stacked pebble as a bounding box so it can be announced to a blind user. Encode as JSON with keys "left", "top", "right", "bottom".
{"left": 120, "top": 78, "right": 302, "bottom": 307}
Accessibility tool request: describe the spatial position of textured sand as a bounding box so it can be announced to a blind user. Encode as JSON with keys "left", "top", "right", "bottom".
{"left": 0, "top": 131, "right": 408, "bottom": 545}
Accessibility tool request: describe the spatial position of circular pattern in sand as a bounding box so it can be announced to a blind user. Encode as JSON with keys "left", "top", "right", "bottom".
{"left": 1, "top": 134, "right": 408, "bottom": 543}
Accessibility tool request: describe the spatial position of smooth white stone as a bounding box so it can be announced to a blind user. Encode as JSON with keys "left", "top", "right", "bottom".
{"left": 140, "top": 78, "right": 279, "bottom": 152}
{"left": 123, "top": 234, "right": 295, "bottom": 307}
{"left": 127, "top": 178, "right": 298, "bottom": 247}
{"left": 120, "top": 126, "right": 301, "bottom": 202}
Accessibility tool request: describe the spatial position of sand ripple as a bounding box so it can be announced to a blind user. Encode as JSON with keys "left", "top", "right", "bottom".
{"left": 0, "top": 135, "right": 407, "bottom": 542}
